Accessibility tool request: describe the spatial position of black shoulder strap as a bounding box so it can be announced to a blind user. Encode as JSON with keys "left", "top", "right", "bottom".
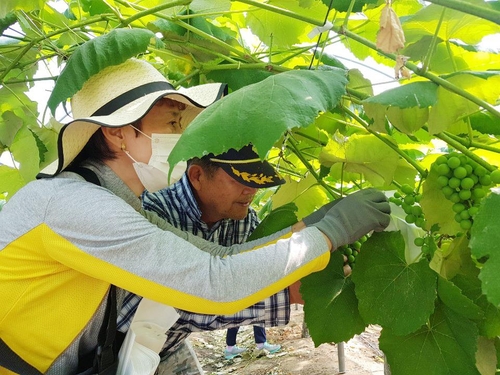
{"left": 66, "top": 166, "right": 101, "bottom": 186}
{"left": 0, "top": 339, "right": 43, "bottom": 375}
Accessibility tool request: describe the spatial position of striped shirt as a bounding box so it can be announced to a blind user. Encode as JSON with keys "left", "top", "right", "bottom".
{"left": 118, "top": 174, "right": 289, "bottom": 356}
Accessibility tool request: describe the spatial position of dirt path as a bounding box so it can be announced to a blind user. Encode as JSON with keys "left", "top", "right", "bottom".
{"left": 189, "top": 305, "right": 386, "bottom": 375}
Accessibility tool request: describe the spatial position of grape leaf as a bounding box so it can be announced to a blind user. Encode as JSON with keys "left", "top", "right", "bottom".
{"left": 48, "top": 28, "right": 155, "bottom": 115}
{"left": 380, "top": 301, "right": 481, "bottom": 375}
{"left": 470, "top": 191, "right": 500, "bottom": 307}
{"left": 168, "top": 69, "right": 348, "bottom": 167}
{"left": 247, "top": 202, "right": 298, "bottom": 241}
{"left": 352, "top": 231, "right": 437, "bottom": 335}
{"left": 437, "top": 277, "right": 483, "bottom": 320}
{"left": 301, "top": 251, "right": 367, "bottom": 346}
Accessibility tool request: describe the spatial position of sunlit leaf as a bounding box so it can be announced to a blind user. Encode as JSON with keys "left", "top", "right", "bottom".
{"left": 470, "top": 191, "right": 500, "bottom": 307}
{"left": 302, "top": 251, "right": 367, "bottom": 345}
{"left": 352, "top": 231, "right": 437, "bottom": 335}
{"left": 168, "top": 69, "right": 348, "bottom": 166}
{"left": 48, "top": 28, "right": 155, "bottom": 115}
{"left": 430, "top": 236, "right": 473, "bottom": 280}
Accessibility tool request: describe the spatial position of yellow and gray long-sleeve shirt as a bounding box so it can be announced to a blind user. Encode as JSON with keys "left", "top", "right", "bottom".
{"left": 0, "top": 162, "right": 330, "bottom": 374}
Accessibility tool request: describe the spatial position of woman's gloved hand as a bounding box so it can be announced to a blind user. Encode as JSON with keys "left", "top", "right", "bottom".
{"left": 311, "top": 188, "right": 391, "bottom": 250}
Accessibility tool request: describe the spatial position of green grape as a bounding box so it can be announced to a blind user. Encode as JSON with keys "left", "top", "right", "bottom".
{"left": 414, "top": 237, "right": 425, "bottom": 246}
{"left": 449, "top": 193, "right": 461, "bottom": 203}
{"left": 402, "top": 203, "right": 412, "bottom": 215}
{"left": 441, "top": 186, "right": 454, "bottom": 198}
{"left": 405, "top": 214, "right": 416, "bottom": 224}
{"left": 404, "top": 195, "right": 415, "bottom": 205}
{"left": 458, "top": 189, "right": 472, "bottom": 200}
{"left": 460, "top": 177, "right": 474, "bottom": 190}
{"left": 447, "top": 156, "right": 461, "bottom": 169}
{"left": 411, "top": 205, "right": 422, "bottom": 216}
{"left": 436, "top": 164, "right": 451, "bottom": 176}
{"left": 464, "top": 164, "right": 473, "bottom": 176}
{"left": 448, "top": 177, "right": 461, "bottom": 189}
{"left": 421, "top": 244, "right": 430, "bottom": 254}
{"left": 353, "top": 250, "right": 359, "bottom": 256}
{"left": 468, "top": 206, "right": 479, "bottom": 216}
{"left": 345, "top": 247, "right": 353, "bottom": 256}
{"left": 437, "top": 175, "right": 449, "bottom": 187}
{"left": 460, "top": 219, "right": 472, "bottom": 230}
{"left": 401, "top": 184, "right": 414, "bottom": 195}
{"left": 479, "top": 175, "right": 491, "bottom": 186}
{"left": 348, "top": 255, "right": 355, "bottom": 263}
{"left": 472, "top": 188, "right": 486, "bottom": 200}
{"left": 352, "top": 241, "right": 362, "bottom": 250}
{"left": 460, "top": 210, "right": 470, "bottom": 220}
{"left": 414, "top": 194, "right": 422, "bottom": 203}
{"left": 453, "top": 167, "right": 467, "bottom": 179}
{"left": 393, "top": 192, "right": 401, "bottom": 199}
{"left": 452, "top": 202, "right": 465, "bottom": 213}
{"left": 415, "top": 217, "right": 426, "bottom": 228}
{"left": 459, "top": 155, "right": 468, "bottom": 165}
{"left": 455, "top": 213, "right": 462, "bottom": 223}
{"left": 491, "top": 170, "right": 500, "bottom": 184}
{"left": 474, "top": 166, "right": 487, "bottom": 177}
{"left": 359, "top": 235, "right": 368, "bottom": 243}
{"left": 435, "top": 155, "right": 448, "bottom": 165}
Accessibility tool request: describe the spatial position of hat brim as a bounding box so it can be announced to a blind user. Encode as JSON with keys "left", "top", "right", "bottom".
{"left": 38, "top": 83, "right": 227, "bottom": 178}
{"left": 216, "top": 160, "right": 285, "bottom": 189}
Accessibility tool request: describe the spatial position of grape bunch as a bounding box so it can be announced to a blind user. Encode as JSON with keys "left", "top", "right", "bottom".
{"left": 339, "top": 235, "right": 368, "bottom": 269}
{"left": 432, "top": 152, "right": 499, "bottom": 231}
{"left": 389, "top": 184, "right": 426, "bottom": 229}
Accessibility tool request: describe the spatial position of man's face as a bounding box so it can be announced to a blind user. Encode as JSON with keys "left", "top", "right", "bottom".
{"left": 194, "top": 167, "right": 258, "bottom": 226}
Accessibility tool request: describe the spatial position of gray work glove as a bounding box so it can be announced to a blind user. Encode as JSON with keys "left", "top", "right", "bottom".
{"left": 302, "top": 198, "right": 343, "bottom": 226}
{"left": 312, "top": 188, "right": 391, "bottom": 250}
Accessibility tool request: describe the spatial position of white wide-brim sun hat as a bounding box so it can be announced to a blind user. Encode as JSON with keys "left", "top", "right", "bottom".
{"left": 38, "top": 58, "right": 227, "bottom": 178}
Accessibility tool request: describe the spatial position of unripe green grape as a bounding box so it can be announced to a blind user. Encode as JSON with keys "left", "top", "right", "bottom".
{"left": 452, "top": 202, "right": 465, "bottom": 213}
{"left": 421, "top": 244, "right": 430, "bottom": 254}
{"left": 353, "top": 250, "right": 359, "bottom": 256}
{"left": 458, "top": 189, "right": 472, "bottom": 200}
{"left": 453, "top": 167, "right": 467, "bottom": 179}
{"left": 352, "top": 241, "right": 362, "bottom": 250}
{"left": 345, "top": 247, "right": 353, "bottom": 256}
{"left": 464, "top": 164, "right": 473, "bottom": 176}
{"left": 404, "top": 195, "right": 415, "bottom": 205}
{"left": 448, "top": 177, "right": 461, "bottom": 189}
{"left": 455, "top": 213, "right": 462, "bottom": 223}
{"left": 449, "top": 193, "right": 461, "bottom": 203}
{"left": 359, "top": 235, "right": 368, "bottom": 243}
{"left": 460, "top": 177, "right": 474, "bottom": 190}
{"left": 441, "top": 186, "right": 454, "bottom": 198}
{"left": 348, "top": 255, "right": 355, "bottom": 263}
{"left": 405, "top": 214, "right": 416, "bottom": 224}
{"left": 437, "top": 164, "right": 451, "bottom": 176}
{"left": 479, "top": 175, "right": 491, "bottom": 186}
{"left": 415, "top": 217, "right": 426, "bottom": 228}
{"left": 474, "top": 166, "right": 487, "bottom": 177}
{"left": 447, "top": 156, "right": 461, "bottom": 169}
{"left": 394, "top": 192, "right": 401, "bottom": 199}
{"left": 414, "top": 237, "right": 425, "bottom": 247}
{"left": 414, "top": 194, "right": 422, "bottom": 202}
{"left": 401, "top": 184, "right": 414, "bottom": 195}
{"left": 491, "top": 170, "right": 500, "bottom": 184}
{"left": 435, "top": 155, "right": 448, "bottom": 165}
{"left": 460, "top": 210, "right": 470, "bottom": 220}
{"left": 468, "top": 206, "right": 479, "bottom": 216}
{"left": 472, "top": 188, "right": 486, "bottom": 200}
{"left": 437, "top": 176, "right": 449, "bottom": 187}
{"left": 402, "top": 203, "right": 412, "bottom": 214}
{"left": 460, "top": 219, "right": 472, "bottom": 230}
{"left": 459, "top": 155, "right": 468, "bottom": 165}
{"left": 411, "top": 205, "right": 422, "bottom": 216}
{"left": 470, "top": 174, "right": 479, "bottom": 184}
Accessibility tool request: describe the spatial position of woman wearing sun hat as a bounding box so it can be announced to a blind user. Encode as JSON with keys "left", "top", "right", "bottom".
{"left": 0, "top": 58, "right": 391, "bottom": 374}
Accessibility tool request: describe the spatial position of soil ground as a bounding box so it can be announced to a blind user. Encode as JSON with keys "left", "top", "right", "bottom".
{"left": 189, "top": 304, "right": 386, "bottom": 375}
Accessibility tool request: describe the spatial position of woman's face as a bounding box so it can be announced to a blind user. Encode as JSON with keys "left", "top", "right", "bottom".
{"left": 124, "top": 98, "right": 186, "bottom": 163}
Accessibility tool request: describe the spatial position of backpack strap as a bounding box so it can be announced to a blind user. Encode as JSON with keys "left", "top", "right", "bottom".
{"left": 66, "top": 166, "right": 101, "bottom": 186}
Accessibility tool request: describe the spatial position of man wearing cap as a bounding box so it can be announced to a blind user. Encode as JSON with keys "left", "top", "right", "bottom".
{"left": 0, "top": 57, "right": 391, "bottom": 375}
{"left": 139, "top": 145, "right": 285, "bottom": 372}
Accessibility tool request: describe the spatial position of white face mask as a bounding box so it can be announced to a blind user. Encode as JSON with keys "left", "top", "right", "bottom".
{"left": 125, "top": 129, "right": 187, "bottom": 193}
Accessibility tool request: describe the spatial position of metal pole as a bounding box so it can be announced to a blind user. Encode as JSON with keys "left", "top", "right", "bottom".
{"left": 338, "top": 342, "right": 346, "bottom": 374}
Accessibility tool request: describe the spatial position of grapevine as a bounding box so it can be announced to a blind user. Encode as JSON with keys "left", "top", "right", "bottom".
{"left": 340, "top": 235, "right": 368, "bottom": 269}
{"left": 389, "top": 184, "right": 427, "bottom": 230}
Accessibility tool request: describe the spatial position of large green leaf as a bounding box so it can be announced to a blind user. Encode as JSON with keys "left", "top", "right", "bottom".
{"left": 247, "top": 202, "right": 298, "bottom": 241}
{"left": 352, "top": 231, "right": 438, "bottom": 335}
{"left": 301, "top": 251, "right": 367, "bottom": 345}
{"left": 380, "top": 301, "right": 481, "bottom": 375}
{"left": 168, "top": 68, "right": 348, "bottom": 167}
{"left": 470, "top": 191, "right": 500, "bottom": 307}
{"left": 47, "top": 28, "right": 155, "bottom": 115}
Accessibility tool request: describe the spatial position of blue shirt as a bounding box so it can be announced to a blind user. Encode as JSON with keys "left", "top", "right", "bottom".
{"left": 118, "top": 174, "right": 289, "bottom": 356}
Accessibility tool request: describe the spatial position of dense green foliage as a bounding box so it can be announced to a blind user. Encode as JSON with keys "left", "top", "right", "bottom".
{"left": 1, "top": 0, "right": 499, "bottom": 373}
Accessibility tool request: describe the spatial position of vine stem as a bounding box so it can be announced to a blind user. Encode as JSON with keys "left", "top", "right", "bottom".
{"left": 424, "top": 0, "right": 500, "bottom": 25}
{"left": 434, "top": 132, "right": 497, "bottom": 172}
{"left": 286, "top": 136, "right": 340, "bottom": 199}
{"left": 342, "top": 106, "right": 428, "bottom": 177}
{"left": 443, "top": 131, "right": 500, "bottom": 154}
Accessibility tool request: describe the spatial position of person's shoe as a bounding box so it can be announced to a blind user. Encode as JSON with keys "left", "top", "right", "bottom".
{"left": 256, "top": 342, "right": 281, "bottom": 354}
{"left": 224, "top": 346, "right": 247, "bottom": 360}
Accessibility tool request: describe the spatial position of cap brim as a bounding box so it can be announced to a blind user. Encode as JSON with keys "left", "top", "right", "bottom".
{"left": 217, "top": 160, "right": 285, "bottom": 188}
